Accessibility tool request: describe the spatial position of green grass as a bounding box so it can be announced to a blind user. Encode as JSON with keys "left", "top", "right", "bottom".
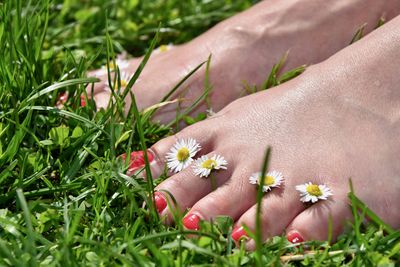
{"left": 0, "top": 0, "right": 399, "bottom": 266}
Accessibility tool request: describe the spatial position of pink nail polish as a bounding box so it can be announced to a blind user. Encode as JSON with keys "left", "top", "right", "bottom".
{"left": 183, "top": 214, "right": 201, "bottom": 230}
{"left": 231, "top": 226, "right": 248, "bottom": 242}
{"left": 287, "top": 231, "right": 304, "bottom": 244}
{"left": 154, "top": 192, "right": 167, "bottom": 213}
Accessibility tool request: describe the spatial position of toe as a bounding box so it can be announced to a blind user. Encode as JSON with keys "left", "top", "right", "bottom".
{"left": 93, "top": 90, "right": 111, "bottom": 110}
{"left": 232, "top": 187, "right": 304, "bottom": 250}
{"left": 286, "top": 192, "right": 351, "bottom": 243}
{"left": 147, "top": 121, "right": 217, "bottom": 178}
{"left": 185, "top": 166, "right": 258, "bottom": 225}
{"left": 154, "top": 151, "right": 234, "bottom": 224}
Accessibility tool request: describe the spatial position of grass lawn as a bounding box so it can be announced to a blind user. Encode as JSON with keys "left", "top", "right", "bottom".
{"left": 0, "top": 0, "right": 399, "bottom": 266}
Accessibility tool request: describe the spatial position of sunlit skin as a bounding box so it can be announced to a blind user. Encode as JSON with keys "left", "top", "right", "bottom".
{"left": 148, "top": 16, "right": 400, "bottom": 250}
{"left": 88, "top": 0, "right": 400, "bottom": 124}
{"left": 89, "top": 0, "right": 400, "bottom": 249}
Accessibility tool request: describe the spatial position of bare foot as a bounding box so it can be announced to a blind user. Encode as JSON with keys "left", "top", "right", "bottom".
{"left": 141, "top": 14, "right": 400, "bottom": 249}
{"left": 86, "top": 0, "right": 400, "bottom": 124}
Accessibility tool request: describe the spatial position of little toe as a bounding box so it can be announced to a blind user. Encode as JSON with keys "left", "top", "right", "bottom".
{"left": 286, "top": 192, "right": 352, "bottom": 244}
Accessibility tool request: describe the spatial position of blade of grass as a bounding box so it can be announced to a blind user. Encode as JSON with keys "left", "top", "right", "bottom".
{"left": 24, "top": 77, "right": 99, "bottom": 103}
{"left": 142, "top": 60, "right": 207, "bottom": 122}
{"left": 129, "top": 92, "right": 157, "bottom": 222}
{"left": 348, "top": 184, "right": 395, "bottom": 234}
{"left": 16, "top": 189, "right": 37, "bottom": 266}
{"left": 254, "top": 146, "right": 271, "bottom": 267}
{"left": 165, "top": 55, "right": 213, "bottom": 128}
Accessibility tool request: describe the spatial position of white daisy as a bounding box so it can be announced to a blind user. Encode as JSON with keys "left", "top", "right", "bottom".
{"left": 104, "top": 72, "right": 133, "bottom": 90}
{"left": 249, "top": 170, "right": 284, "bottom": 192}
{"left": 193, "top": 154, "right": 228, "bottom": 178}
{"left": 295, "top": 182, "right": 333, "bottom": 203}
{"left": 154, "top": 44, "right": 174, "bottom": 54}
{"left": 102, "top": 58, "right": 130, "bottom": 71}
{"left": 166, "top": 138, "right": 201, "bottom": 173}
{"left": 94, "top": 58, "right": 130, "bottom": 76}
{"left": 206, "top": 108, "right": 216, "bottom": 118}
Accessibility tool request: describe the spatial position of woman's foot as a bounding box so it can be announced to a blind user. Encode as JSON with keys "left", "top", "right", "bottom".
{"left": 86, "top": 0, "right": 400, "bottom": 125}
{"left": 142, "top": 15, "right": 400, "bottom": 249}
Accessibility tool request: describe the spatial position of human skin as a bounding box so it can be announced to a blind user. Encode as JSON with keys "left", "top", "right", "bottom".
{"left": 88, "top": 0, "right": 400, "bottom": 125}
{"left": 144, "top": 14, "right": 400, "bottom": 249}
{"left": 86, "top": 0, "right": 400, "bottom": 249}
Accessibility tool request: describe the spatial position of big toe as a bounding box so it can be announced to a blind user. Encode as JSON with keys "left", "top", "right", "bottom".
{"left": 93, "top": 90, "right": 112, "bottom": 110}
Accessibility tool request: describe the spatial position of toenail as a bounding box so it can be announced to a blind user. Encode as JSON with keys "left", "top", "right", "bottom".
{"left": 182, "top": 213, "right": 201, "bottom": 230}
{"left": 121, "top": 150, "right": 155, "bottom": 176}
{"left": 154, "top": 192, "right": 167, "bottom": 213}
{"left": 231, "top": 226, "right": 248, "bottom": 242}
{"left": 57, "top": 92, "right": 68, "bottom": 105}
{"left": 80, "top": 95, "right": 86, "bottom": 107}
{"left": 287, "top": 231, "right": 304, "bottom": 244}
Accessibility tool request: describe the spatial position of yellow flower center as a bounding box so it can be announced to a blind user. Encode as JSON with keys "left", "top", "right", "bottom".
{"left": 159, "top": 45, "right": 168, "bottom": 52}
{"left": 306, "top": 184, "right": 322, "bottom": 196}
{"left": 176, "top": 147, "right": 190, "bottom": 162}
{"left": 108, "top": 62, "right": 116, "bottom": 70}
{"left": 201, "top": 159, "right": 217, "bottom": 170}
{"left": 120, "top": 79, "right": 128, "bottom": 87}
{"left": 262, "top": 175, "right": 276, "bottom": 186}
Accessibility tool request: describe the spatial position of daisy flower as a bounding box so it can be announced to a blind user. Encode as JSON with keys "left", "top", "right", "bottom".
{"left": 249, "top": 170, "right": 284, "bottom": 192}
{"left": 166, "top": 138, "right": 201, "bottom": 173}
{"left": 295, "top": 182, "right": 333, "bottom": 203}
{"left": 206, "top": 108, "right": 216, "bottom": 118}
{"left": 102, "top": 58, "right": 130, "bottom": 71}
{"left": 193, "top": 154, "right": 228, "bottom": 178}
{"left": 154, "top": 44, "right": 174, "bottom": 54}
{"left": 93, "top": 58, "right": 130, "bottom": 76}
{"left": 104, "top": 72, "right": 133, "bottom": 90}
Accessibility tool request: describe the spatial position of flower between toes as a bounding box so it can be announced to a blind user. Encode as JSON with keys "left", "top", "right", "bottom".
{"left": 193, "top": 155, "right": 227, "bottom": 178}
{"left": 177, "top": 147, "right": 190, "bottom": 162}
{"left": 296, "top": 182, "right": 333, "bottom": 203}
{"left": 306, "top": 184, "right": 322, "bottom": 197}
{"left": 249, "top": 170, "right": 284, "bottom": 192}
{"left": 201, "top": 159, "right": 217, "bottom": 169}
{"left": 166, "top": 138, "right": 201, "bottom": 173}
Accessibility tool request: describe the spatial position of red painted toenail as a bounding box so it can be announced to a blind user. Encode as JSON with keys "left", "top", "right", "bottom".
{"left": 57, "top": 92, "right": 68, "bottom": 105}
{"left": 120, "top": 150, "right": 155, "bottom": 176}
{"left": 80, "top": 95, "right": 86, "bottom": 107}
{"left": 287, "top": 231, "right": 304, "bottom": 244}
{"left": 182, "top": 214, "right": 201, "bottom": 230}
{"left": 154, "top": 192, "right": 167, "bottom": 213}
{"left": 231, "top": 226, "right": 248, "bottom": 242}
